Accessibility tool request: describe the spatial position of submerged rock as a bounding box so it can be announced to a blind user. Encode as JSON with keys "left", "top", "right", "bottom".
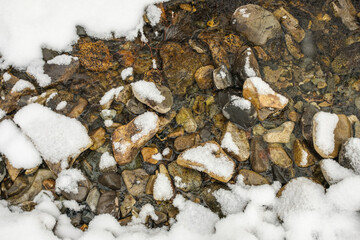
{"left": 98, "top": 172, "right": 122, "bottom": 190}
{"left": 76, "top": 40, "right": 112, "bottom": 72}
{"left": 232, "top": 4, "right": 281, "bottom": 45}
{"left": 250, "top": 136, "right": 270, "bottom": 173}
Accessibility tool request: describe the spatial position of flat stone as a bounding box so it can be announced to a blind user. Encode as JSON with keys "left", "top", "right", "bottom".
{"left": 176, "top": 108, "right": 197, "bottom": 133}
{"left": 213, "top": 64, "right": 233, "bottom": 90}
{"left": 177, "top": 141, "right": 236, "bottom": 182}
{"left": 43, "top": 57, "right": 79, "bottom": 86}
{"left": 273, "top": 7, "right": 305, "bottom": 42}
{"left": 174, "top": 134, "right": 201, "bottom": 152}
{"left": 68, "top": 97, "right": 88, "bottom": 119}
{"left": 232, "top": 4, "right": 281, "bottom": 45}
{"left": 168, "top": 161, "right": 202, "bottom": 192}
{"left": 132, "top": 82, "right": 173, "bottom": 114}
{"left": 195, "top": 65, "right": 214, "bottom": 90}
{"left": 98, "top": 172, "right": 122, "bottom": 190}
{"left": 263, "top": 121, "right": 295, "bottom": 143}
{"left": 243, "top": 77, "right": 288, "bottom": 121}
{"left": 284, "top": 34, "right": 304, "bottom": 59}
{"left": 141, "top": 147, "right": 160, "bottom": 164}
{"left": 268, "top": 143, "right": 293, "bottom": 169}
{"left": 89, "top": 128, "right": 106, "bottom": 150}
{"left": 96, "top": 191, "right": 118, "bottom": 216}
{"left": 120, "top": 194, "right": 136, "bottom": 217}
{"left": 220, "top": 122, "right": 250, "bottom": 162}
{"left": 86, "top": 187, "right": 100, "bottom": 212}
{"left": 238, "top": 169, "right": 269, "bottom": 185}
{"left": 293, "top": 139, "right": 317, "bottom": 168}
{"left": 121, "top": 169, "right": 149, "bottom": 197}
{"left": 250, "top": 136, "right": 271, "bottom": 173}
{"left": 112, "top": 112, "right": 160, "bottom": 165}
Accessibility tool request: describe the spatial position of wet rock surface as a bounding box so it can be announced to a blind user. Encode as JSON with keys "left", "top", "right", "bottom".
{"left": 1, "top": 0, "right": 360, "bottom": 232}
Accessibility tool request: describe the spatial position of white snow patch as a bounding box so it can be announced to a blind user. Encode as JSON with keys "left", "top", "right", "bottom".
{"left": 146, "top": 5, "right": 162, "bottom": 26}
{"left": 247, "top": 77, "right": 288, "bottom": 106}
{"left": 11, "top": 79, "right": 35, "bottom": 93}
{"left": 131, "top": 80, "right": 165, "bottom": 103}
{"left": 104, "top": 119, "right": 113, "bottom": 127}
{"left": 230, "top": 95, "right": 251, "bottom": 110}
{"left": 320, "top": 159, "right": 355, "bottom": 184}
{"left": 153, "top": 173, "right": 173, "bottom": 201}
{"left": 152, "top": 153, "right": 162, "bottom": 161}
{"left": 239, "top": 8, "right": 250, "bottom": 18}
{"left": 2, "top": 72, "right": 11, "bottom": 81}
{"left": 300, "top": 149, "right": 308, "bottom": 166}
{"left": 99, "top": 86, "right": 124, "bottom": 106}
{"left": 56, "top": 101, "right": 67, "bottom": 111}
{"left": 182, "top": 143, "right": 235, "bottom": 180}
{"left": 62, "top": 200, "right": 84, "bottom": 212}
{"left": 99, "top": 152, "right": 117, "bottom": 170}
{"left": 114, "top": 141, "right": 131, "bottom": 154}
{"left": 131, "top": 111, "right": 158, "bottom": 142}
{"left": 56, "top": 168, "right": 86, "bottom": 194}
{"left": 152, "top": 59, "right": 157, "bottom": 69}
{"left": 174, "top": 176, "right": 187, "bottom": 189}
{"left": 162, "top": 147, "right": 170, "bottom": 156}
{"left": 0, "top": 119, "right": 42, "bottom": 169}
{"left": 26, "top": 60, "right": 52, "bottom": 87}
{"left": 221, "top": 132, "right": 240, "bottom": 155}
{"left": 14, "top": 103, "right": 91, "bottom": 164}
{"left": 0, "top": 109, "right": 6, "bottom": 120}
{"left": 344, "top": 138, "right": 360, "bottom": 174}
{"left": 47, "top": 55, "right": 78, "bottom": 65}
{"left": 121, "top": 67, "right": 133, "bottom": 80}
{"left": 244, "top": 48, "right": 256, "bottom": 77}
{"left": 314, "top": 111, "right": 339, "bottom": 156}
{"left": 46, "top": 92, "right": 58, "bottom": 104}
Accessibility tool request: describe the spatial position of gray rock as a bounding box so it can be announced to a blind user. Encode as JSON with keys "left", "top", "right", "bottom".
{"left": 98, "top": 172, "right": 122, "bottom": 190}
{"left": 86, "top": 187, "right": 100, "bottom": 212}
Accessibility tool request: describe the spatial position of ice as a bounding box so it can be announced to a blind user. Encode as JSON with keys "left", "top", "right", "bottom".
{"left": 99, "top": 86, "right": 124, "bottom": 106}
{"left": 47, "top": 54, "right": 77, "bottom": 65}
{"left": 131, "top": 80, "right": 165, "bottom": 103}
{"left": 146, "top": 5, "right": 162, "bottom": 26}
{"left": 221, "top": 132, "right": 240, "bottom": 155}
{"left": 0, "top": 119, "right": 42, "bottom": 169}
{"left": 153, "top": 173, "right": 173, "bottom": 200}
{"left": 14, "top": 103, "right": 91, "bottom": 164}
{"left": 248, "top": 77, "right": 288, "bottom": 106}
{"left": 182, "top": 142, "right": 235, "bottom": 180}
{"left": 344, "top": 138, "right": 360, "bottom": 174}
{"left": 26, "top": 59, "right": 52, "bottom": 87}
{"left": 0, "top": 0, "right": 166, "bottom": 70}
{"left": 55, "top": 168, "right": 86, "bottom": 194}
{"left": 230, "top": 95, "right": 251, "bottom": 110}
{"left": 99, "top": 152, "right": 117, "bottom": 170}
{"left": 11, "top": 79, "right": 35, "bottom": 93}
{"left": 2, "top": 72, "right": 11, "bottom": 81}
{"left": 56, "top": 101, "right": 67, "bottom": 111}
{"left": 320, "top": 159, "right": 355, "bottom": 184}
{"left": 121, "top": 67, "right": 133, "bottom": 80}
{"left": 0, "top": 108, "right": 6, "bottom": 120}
{"left": 131, "top": 111, "right": 158, "bottom": 142}
{"left": 314, "top": 112, "right": 339, "bottom": 155}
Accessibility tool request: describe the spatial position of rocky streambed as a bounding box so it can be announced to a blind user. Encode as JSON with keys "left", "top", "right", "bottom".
{"left": 1, "top": 0, "right": 360, "bottom": 231}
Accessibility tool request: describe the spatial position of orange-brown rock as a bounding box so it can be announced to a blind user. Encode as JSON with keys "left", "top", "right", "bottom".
{"left": 293, "top": 139, "right": 317, "bottom": 168}
{"left": 141, "top": 147, "right": 160, "bottom": 164}
{"left": 273, "top": 7, "right": 305, "bottom": 42}
{"left": 174, "top": 134, "right": 201, "bottom": 152}
{"left": 77, "top": 40, "right": 112, "bottom": 72}
{"left": 238, "top": 169, "right": 270, "bottom": 185}
{"left": 268, "top": 143, "right": 293, "bottom": 168}
{"left": 284, "top": 34, "right": 303, "bottom": 59}
{"left": 68, "top": 97, "right": 88, "bottom": 118}
{"left": 112, "top": 112, "right": 160, "bottom": 165}
{"left": 89, "top": 127, "right": 106, "bottom": 150}
{"left": 194, "top": 65, "right": 214, "bottom": 90}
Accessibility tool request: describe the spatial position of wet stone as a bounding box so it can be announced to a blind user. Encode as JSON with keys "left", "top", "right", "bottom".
{"left": 141, "top": 147, "right": 160, "bottom": 164}
{"left": 43, "top": 57, "right": 80, "bottom": 87}
{"left": 96, "top": 191, "right": 118, "bottom": 216}
{"left": 263, "top": 121, "right": 295, "bottom": 144}
{"left": 174, "top": 134, "right": 201, "bottom": 152}
{"left": 272, "top": 164, "right": 295, "bottom": 185}
{"left": 233, "top": 47, "right": 261, "bottom": 80}
{"left": 331, "top": 43, "right": 360, "bottom": 75}
{"left": 195, "top": 65, "right": 214, "bottom": 90}
{"left": 76, "top": 40, "right": 112, "bottom": 72}
{"left": 222, "top": 96, "right": 257, "bottom": 130}
{"left": 89, "top": 128, "right": 106, "bottom": 150}
{"left": 273, "top": 7, "right": 305, "bottom": 43}
{"left": 176, "top": 108, "right": 197, "bottom": 133}
{"left": 98, "top": 172, "right": 122, "bottom": 190}
{"left": 213, "top": 64, "right": 233, "bottom": 90}
{"left": 250, "top": 136, "right": 271, "bottom": 173}
{"left": 268, "top": 143, "right": 293, "bottom": 169}
{"left": 301, "top": 105, "right": 319, "bottom": 142}
{"left": 201, "top": 184, "right": 227, "bottom": 216}
{"left": 120, "top": 194, "right": 136, "bottom": 217}
{"left": 121, "top": 169, "right": 149, "bottom": 197}
{"left": 238, "top": 169, "right": 270, "bottom": 186}
{"left": 168, "top": 162, "right": 202, "bottom": 192}
{"left": 86, "top": 187, "right": 100, "bottom": 212}
{"left": 126, "top": 98, "right": 147, "bottom": 115}
{"left": 293, "top": 139, "right": 317, "bottom": 168}
{"left": 62, "top": 177, "right": 91, "bottom": 202}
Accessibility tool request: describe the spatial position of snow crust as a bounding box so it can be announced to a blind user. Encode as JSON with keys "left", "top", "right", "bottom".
{"left": 320, "top": 159, "right": 355, "bottom": 184}
{"left": 153, "top": 173, "right": 173, "bottom": 200}
{"left": 14, "top": 103, "right": 91, "bottom": 164}
{"left": 11, "top": 79, "right": 35, "bottom": 93}
{"left": 2, "top": 72, "right": 11, "bottom": 81}
{"left": 131, "top": 80, "right": 165, "bottom": 103}
{"left": 146, "top": 5, "right": 162, "bottom": 26}
{"left": 314, "top": 112, "right": 338, "bottom": 155}
{"left": 230, "top": 95, "right": 251, "bottom": 110}
{"left": 55, "top": 168, "right": 86, "bottom": 194}
{"left": 0, "top": 0, "right": 166, "bottom": 69}
{"left": 121, "top": 67, "right": 133, "bottom": 80}
{"left": 0, "top": 119, "right": 42, "bottom": 169}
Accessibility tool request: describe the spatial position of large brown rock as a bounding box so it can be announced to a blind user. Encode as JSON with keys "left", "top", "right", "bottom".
{"left": 112, "top": 112, "right": 160, "bottom": 165}
{"left": 76, "top": 40, "right": 112, "bottom": 72}
{"left": 177, "top": 141, "right": 236, "bottom": 182}
{"left": 232, "top": 4, "right": 281, "bottom": 45}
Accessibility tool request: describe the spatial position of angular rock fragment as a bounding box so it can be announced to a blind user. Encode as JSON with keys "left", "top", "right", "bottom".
{"left": 238, "top": 169, "right": 270, "bottom": 185}
{"left": 122, "top": 169, "right": 149, "bottom": 197}
{"left": 98, "top": 172, "right": 122, "bottom": 190}
{"left": 168, "top": 162, "right": 202, "bottom": 192}
{"left": 263, "top": 121, "right": 295, "bottom": 143}
{"left": 233, "top": 47, "right": 260, "bottom": 80}
{"left": 213, "top": 64, "right": 233, "bottom": 90}
{"left": 174, "top": 134, "right": 201, "bottom": 152}
{"left": 141, "top": 147, "right": 161, "bottom": 164}
{"left": 176, "top": 107, "right": 197, "bottom": 133}
{"left": 43, "top": 55, "right": 80, "bottom": 86}
{"left": 195, "top": 65, "right": 214, "bottom": 90}
{"left": 284, "top": 34, "right": 304, "bottom": 59}
{"left": 76, "top": 40, "right": 112, "bottom": 72}
{"left": 268, "top": 143, "right": 293, "bottom": 169}
{"left": 250, "top": 136, "right": 270, "bottom": 173}
{"left": 232, "top": 4, "right": 281, "bottom": 45}
{"left": 177, "top": 141, "right": 235, "bottom": 182}
{"left": 112, "top": 112, "right": 160, "bottom": 165}
{"left": 273, "top": 7, "right": 305, "bottom": 42}
{"left": 243, "top": 77, "right": 288, "bottom": 120}
{"left": 220, "top": 122, "right": 250, "bottom": 162}
{"left": 120, "top": 194, "right": 136, "bottom": 217}
{"left": 96, "top": 191, "right": 118, "bottom": 216}
{"left": 198, "top": 32, "right": 230, "bottom": 69}
{"left": 331, "top": 0, "right": 359, "bottom": 31}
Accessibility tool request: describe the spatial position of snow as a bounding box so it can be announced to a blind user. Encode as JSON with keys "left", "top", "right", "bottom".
{"left": 131, "top": 80, "right": 165, "bottom": 103}
{"left": 131, "top": 111, "right": 158, "bottom": 142}
{"left": 47, "top": 55, "right": 78, "bottom": 65}
{"left": 104, "top": 119, "right": 113, "bottom": 127}
{"left": 136, "top": 203, "right": 158, "bottom": 223}
{"left": 62, "top": 200, "right": 85, "bottom": 211}
{"left": 0, "top": 0, "right": 166, "bottom": 70}
{"left": 2, "top": 72, "right": 11, "bottom": 81}
{"left": 314, "top": 111, "right": 339, "bottom": 155}
{"left": 99, "top": 86, "right": 124, "bottom": 106}
{"left": 299, "top": 149, "right": 308, "bottom": 166}
{"left": 153, "top": 173, "right": 173, "bottom": 200}
{"left": 114, "top": 141, "right": 131, "bottom": 154}
{"left": 152, "top": 59, "right": 157, "bottom": 69}
{"left": 182, "top": 142, "right": 235, "bottom": 180}
{"left": 239, "top": 8, "right": 250, "bottom": 18}
{"left": 326, "top": 176, "right": 360, "bottom": 211}
{"left": 26, "top": 59, "right": 52, "bottom": 87}
{"left": 244, "top": 48, "right": 256, "bottom": 77}
{"left": 221, "top": 132, "right": 240, "bottom": 155}
{"left": 174, "top": 176, "right": 187, "bottom": 189}
{"left": 121, "top": 67, "right": 133, "bottom": 80}
{"left": 320, "top": 159, "right": 355, "bottom": 184}
{"left": 55, "top": 168, "right": 86, "bottom": 194}
{"left": 162, "top": 147, "right": 170, "bottom": 156}
{"left": 0, "top": 108, "right": 6, "bottom": 120}
{"left": 247, "top": 77, "right": 288, "bottom": 106}
{"left": 56, "top": 101, "right": 67, "bottom": 111}
{"left": 99, "top": 152, "right": 117, "bottom": 170}
{"left": 14, "top": 103, "right": 91, "bottom": 164}
{"left": 344, "top": 138, "right": 360, "bottom": 174}
{"left": 0, "top": 119, "right": 42, "bottom": 169}
{"left": 230, "top": 95, "right": 251, "bottom": 110}
{"left": 152, "top": 153, "right": 162, "bottom": 161}
{"left": 146, "top": 5, "right": 162, "bottom": 27}
{"left": 11, "top": 79, "right": 35, "bottom": 93}
{"left": 46, "top": 92, "right": 58, "bottom": 104}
